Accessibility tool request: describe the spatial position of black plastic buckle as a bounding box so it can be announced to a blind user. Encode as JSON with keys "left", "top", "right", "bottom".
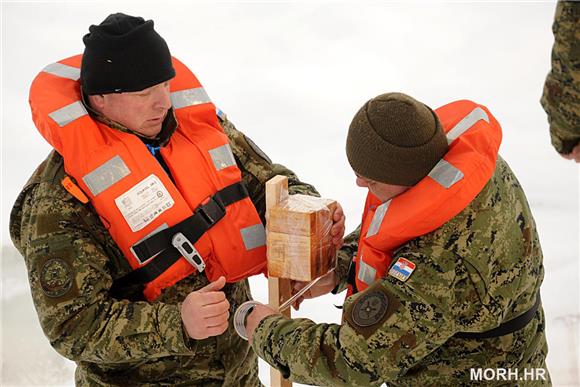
{"left": 197, "top": 195, "right": 226, "bottom": 226}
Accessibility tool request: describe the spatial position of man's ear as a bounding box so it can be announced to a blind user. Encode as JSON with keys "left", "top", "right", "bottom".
{"left": 88, "top": 94, "right": 105, "bottom": 111}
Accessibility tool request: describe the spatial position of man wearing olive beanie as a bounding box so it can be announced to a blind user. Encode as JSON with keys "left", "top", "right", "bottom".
{"left": 247, "top": 93, "right": 549, "bottom": 386}
{"left": 347, "top": 92, "right": 448, "bottom": 187}
{"left": 12, "top": 12, "right": 348, "bottom": 387}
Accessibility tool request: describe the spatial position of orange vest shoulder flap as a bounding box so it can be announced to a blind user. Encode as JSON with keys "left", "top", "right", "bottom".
{"left": 30, "top": 54, "right": 267, "bottom": 301}
{"left": 350, "top": 100, "right": 502, "bottom": 295}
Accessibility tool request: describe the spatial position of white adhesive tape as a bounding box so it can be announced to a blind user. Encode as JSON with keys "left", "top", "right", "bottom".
{"left": 233, "top": 300, "right": 262, "bottom": 341}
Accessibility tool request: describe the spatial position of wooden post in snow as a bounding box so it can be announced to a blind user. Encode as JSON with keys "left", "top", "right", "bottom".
{"left": 265, "top": 175, "right": 293, "bottom": 387}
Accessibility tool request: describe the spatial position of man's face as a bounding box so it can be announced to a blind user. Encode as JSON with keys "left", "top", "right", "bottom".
{"left": 90, "top": 81, "right": 172, "bottom": 138}
{"left": 355, "top": 173, "right": 411, "bottom": 202}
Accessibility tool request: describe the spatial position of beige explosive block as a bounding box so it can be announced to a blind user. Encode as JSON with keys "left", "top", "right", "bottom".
{"left": 268, "top": 195, "right": 337, "bottom": 236}
{"left": 268, "top": 231, "right": 335, "bottom": 281}
{"left": 267, "top": 194, "right": 337, "bottom": 281}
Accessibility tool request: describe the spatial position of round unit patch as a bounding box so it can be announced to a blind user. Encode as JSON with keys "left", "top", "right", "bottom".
{"left": 351, "top": 290, "right": 389, "bottom": 327}
{"left": 40, "top": 258, "right": 73, "bottom": 298}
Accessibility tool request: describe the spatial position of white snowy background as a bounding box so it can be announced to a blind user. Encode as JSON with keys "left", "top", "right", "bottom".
{"left": 1, "top": 1, "right": 579, "bottom": 386}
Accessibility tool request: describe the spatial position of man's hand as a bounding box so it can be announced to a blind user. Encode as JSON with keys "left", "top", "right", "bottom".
{"left": 181, "top": 276, "right": 230, "bottom": 339}
{"left": 330, "top": 203, "right": 346, "bottom": 248}
{"left": 246, "top": 303, "right": 277, "bottom": 342}
{"left": 291, "top": 270, "right": 338, "bottom": 310}
{"left": 561, "top": 143, "right": 580, "bottom": 163}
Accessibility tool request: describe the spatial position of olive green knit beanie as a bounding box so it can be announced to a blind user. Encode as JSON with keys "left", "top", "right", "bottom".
{"left": 346, "top": 92, "right": 448, "bottom": 186}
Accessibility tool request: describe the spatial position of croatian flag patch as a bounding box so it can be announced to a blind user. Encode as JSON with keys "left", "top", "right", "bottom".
{"left": 388, "top": 258, "right": 416, "bottom": 282}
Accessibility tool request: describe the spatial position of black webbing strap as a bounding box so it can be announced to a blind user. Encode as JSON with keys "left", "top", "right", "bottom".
{"left": 345, "top": 258, "right": 358, "bottom": 294}
{"left": 113, "top": 248, "right": 182, "bottom": 290}
{"left": 455, "top": 295, "right": 541, "bottom": 339}
{"left": 112, "top": 182, "right": 249, "bottom": 290}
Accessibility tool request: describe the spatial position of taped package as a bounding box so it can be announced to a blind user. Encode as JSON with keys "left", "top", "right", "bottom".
{"left": 267, "top": 194, "right": 337, "bottom": 281}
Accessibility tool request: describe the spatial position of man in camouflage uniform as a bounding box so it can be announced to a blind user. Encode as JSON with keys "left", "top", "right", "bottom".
{"left": 10, "top": 13, "right": 345, "bottom": 386}
{"left": 541, "top": 0, "right": 580, "bottom": 162}
{"left": 245, "top": 93, "right": 550, "bottom": 386}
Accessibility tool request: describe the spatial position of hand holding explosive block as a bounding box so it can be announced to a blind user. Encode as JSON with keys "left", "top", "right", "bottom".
{"left": 266, "top": 176, "right": 337, "bottom": 281}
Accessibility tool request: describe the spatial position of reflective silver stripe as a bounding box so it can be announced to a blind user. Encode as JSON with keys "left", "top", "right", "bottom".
{"left": 357, "top": 258, "right": 377, "bottom": 286}
{"left": 240, "top": 224, "right": 266, "bottom": 250}
{"left": 366, "top": 200, "right": 391, "bottom": 238}
{"left": 428, "top": 159, "right": 464, "bottom": 188}
{"left": 42, "top": 62, "right": 81, "bottom": 81}
{"left": 209, "top": 144, "right": 236, "bottom": 170}
{"left": 82, "top": 155, "right": 130, "bottom": 196}
{"left": 446, "top": 107, "right": 489, "bottom": 144}
{"left": 48, "top": 101, "right": 88, "bottom": 127}
{"left": 171, "top": 88, "right": 211, "bottom": 109}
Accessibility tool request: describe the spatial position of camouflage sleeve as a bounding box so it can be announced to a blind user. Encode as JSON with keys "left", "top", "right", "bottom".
{"left": 333, "top": 224, "right": 361, "bottom": 294}
{"left": 251, "top": 247, "right": 472, "bottom": 386}
{"left": 13, "top": 180, "right": 196, "bottom": 363}
{"left": 540, "top": 1, "right": 580, "bottom": 154}
{"left": 220, "top": 116, "right": 320, "bottom": 222}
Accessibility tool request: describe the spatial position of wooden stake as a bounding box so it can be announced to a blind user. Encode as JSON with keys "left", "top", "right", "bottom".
{"left": 266, "top": 175, "right": 292, "bottom": 387}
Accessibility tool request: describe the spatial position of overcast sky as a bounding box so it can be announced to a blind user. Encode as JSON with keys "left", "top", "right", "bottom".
{"left": 4, "top": 0, "right": 574, "bottom": 241}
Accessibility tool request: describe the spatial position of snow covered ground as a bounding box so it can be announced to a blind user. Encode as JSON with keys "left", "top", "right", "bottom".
{"left": 1, "top": 1, "right": 578, "bottom": 386}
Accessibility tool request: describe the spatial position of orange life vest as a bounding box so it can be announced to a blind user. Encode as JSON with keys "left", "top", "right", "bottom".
{"left": 29, "top": 55, "right": 267, "bottom": 301}
{"left": 348, "top": 100, "right": 502, "bottom": 296}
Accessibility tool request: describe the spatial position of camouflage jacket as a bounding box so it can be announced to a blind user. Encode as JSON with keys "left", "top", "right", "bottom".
{"left": 9, "top": 113, "right": 321, "bottom": 386}
{"left": 252, "top": 157, "right": 550, "bottom": 387}
{"left": 541, "top": 1, "right": 580, "bottom": 154}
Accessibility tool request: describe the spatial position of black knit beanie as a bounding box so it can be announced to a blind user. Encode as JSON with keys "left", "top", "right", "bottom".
{"left": 81, "top": 13, "right": 175, "bottom": 95}
{"left": 346, "top": 92, "right": 448, "bottom": 186}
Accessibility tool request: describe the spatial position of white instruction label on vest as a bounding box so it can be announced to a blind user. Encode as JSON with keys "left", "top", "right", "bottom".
{"left": 115, "top": 174, "right": 174, "bottom": 232}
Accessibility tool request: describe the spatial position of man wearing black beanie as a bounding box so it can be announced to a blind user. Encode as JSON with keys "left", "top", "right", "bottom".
{"left": 12, "top": 13, "right": 347, "bottom": 386}
{"left": 80, "top": 13, "right": 176, "bottom": 141}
